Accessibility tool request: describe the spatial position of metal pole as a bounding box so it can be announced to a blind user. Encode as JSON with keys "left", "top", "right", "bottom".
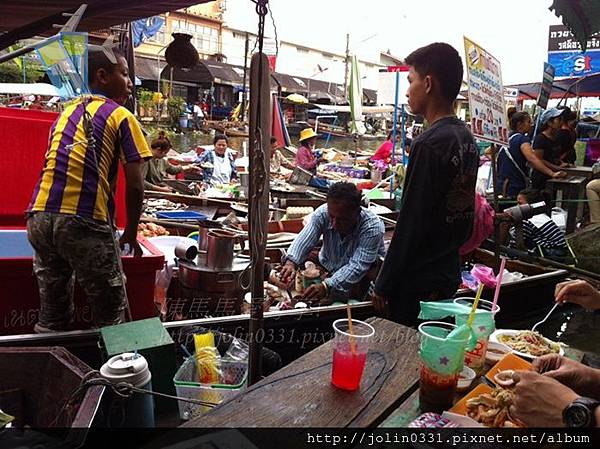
{"left": 343, "top": 33, "right": 350, "bottom": 99}
{"left": 247, "top": 53, "right": 271, "bottom": 385}
{"left": 390, "top": 71, "right": 400, "bottom": 197}
{"left": 401, "top": 103, "right": 406, "bottom": 165}
{"left": 490, "top": 143, "right": 501, "bottom": 271}
{"left": 241, "top": 32, "right": 249, "bottom": 122}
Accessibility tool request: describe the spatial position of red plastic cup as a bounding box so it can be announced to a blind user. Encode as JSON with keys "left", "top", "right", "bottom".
{"left": 331, "top": 319, "right": 375, "bottom": 391}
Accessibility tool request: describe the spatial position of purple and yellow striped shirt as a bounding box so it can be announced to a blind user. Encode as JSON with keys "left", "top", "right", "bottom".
{"left": 27, "top": 96, "right": 151, "bottom": 222}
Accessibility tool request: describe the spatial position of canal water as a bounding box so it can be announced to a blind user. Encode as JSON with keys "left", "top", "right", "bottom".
{"left": 146, "top": 127, "right": 385, "bottom": 154}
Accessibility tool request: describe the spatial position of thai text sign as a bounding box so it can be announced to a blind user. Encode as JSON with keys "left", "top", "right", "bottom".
{"left": 464, "top": 36, "right": 508, "bottom": 145}
{"left": 548, "top": 25, "right": 600, "bottom": 78}
{"left": 537, "top": 62, "right": 555, "bottom": 110}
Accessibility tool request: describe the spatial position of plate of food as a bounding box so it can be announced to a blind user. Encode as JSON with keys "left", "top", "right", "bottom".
{"left": 489, "top": 329, "right": 563, "bottom": 360}
{"left": 485, "top": 353, "right": 533, "bottom": 387}
{"left": 450, "top": 383, "right": 522, "bottom": 427}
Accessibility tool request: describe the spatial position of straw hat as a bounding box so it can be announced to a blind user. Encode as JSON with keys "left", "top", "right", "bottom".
{"left": 299, "top": 128, "right": 318, "bottom": 142}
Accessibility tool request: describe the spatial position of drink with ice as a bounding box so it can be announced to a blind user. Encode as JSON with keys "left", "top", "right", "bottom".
{"left": 331, "top": 346, "right": 367, "bottom": 390}
{"left": 330, "top": 319, "right": 374, "bottom": 391}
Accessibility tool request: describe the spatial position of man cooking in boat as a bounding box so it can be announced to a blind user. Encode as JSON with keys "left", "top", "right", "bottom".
{"left": 279, "top": 182, "right": 385, "bottom": 304}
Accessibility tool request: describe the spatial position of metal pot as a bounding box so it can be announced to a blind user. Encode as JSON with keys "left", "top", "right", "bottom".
{"left": 206, "top": 229, "right": 243, "bottom": 270}
{"left": 198, "top": 220, "right": 222, "bottom": 252}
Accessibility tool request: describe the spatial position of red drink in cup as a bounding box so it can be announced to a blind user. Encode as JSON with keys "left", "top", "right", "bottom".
{"left": 331, "top": 349, "right": 367, "bottom": 390}
{"left": 331, "top": 319, "right": 375, "bottom": 391}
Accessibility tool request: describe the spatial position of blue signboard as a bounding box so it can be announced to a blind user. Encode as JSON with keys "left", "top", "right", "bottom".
{"left": 548, "top": 50, "right": 600, "bottom": 78}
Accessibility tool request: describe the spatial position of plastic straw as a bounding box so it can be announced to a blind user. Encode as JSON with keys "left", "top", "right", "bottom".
{"left": 467, "top": 283, "right": 485, "bottom": 328}
{"left": 346, "top": 304, "right": 357, "bottom": 354}
{"left": 491, "top": 257, "right": 506, "bottom": 312}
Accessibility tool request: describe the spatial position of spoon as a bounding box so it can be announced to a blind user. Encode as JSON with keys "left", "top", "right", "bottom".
{"left": 531, "top": 303, "right": 559, "bottom": 333}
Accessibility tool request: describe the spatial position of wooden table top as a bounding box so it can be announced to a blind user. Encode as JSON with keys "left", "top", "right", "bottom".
{"left": 182, "top": 317, "right": 421, "bottom": 428}
{"left": 547, "top": 176, "right": 587, "bottom": 185}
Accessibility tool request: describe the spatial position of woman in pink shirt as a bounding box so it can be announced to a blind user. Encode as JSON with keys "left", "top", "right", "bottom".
{"left": 295, "top": 128, "right": 320, "bottom": 174}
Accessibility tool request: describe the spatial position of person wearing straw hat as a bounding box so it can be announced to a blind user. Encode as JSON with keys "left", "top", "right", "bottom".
{"left": 295, "top": 128, "right": 322, "bottom": 174}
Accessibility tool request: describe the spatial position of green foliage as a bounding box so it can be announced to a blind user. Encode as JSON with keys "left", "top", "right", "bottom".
{"left": 137, "top": 88, "right": 154, "bottom": 108}
{"left": 0, "top": 60, "right": 44, "bottom": 83}
{"left": 167, "top": 96, "right": 186, "bottom": 127}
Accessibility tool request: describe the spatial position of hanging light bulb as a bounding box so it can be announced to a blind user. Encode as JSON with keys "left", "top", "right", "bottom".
{"left": 165, "top": 33, "right": 199, "bottom": 69}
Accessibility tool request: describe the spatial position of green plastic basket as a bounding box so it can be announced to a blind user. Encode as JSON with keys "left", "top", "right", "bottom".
{"left": 173, "top": 356, "right": 247, "bottom": 420}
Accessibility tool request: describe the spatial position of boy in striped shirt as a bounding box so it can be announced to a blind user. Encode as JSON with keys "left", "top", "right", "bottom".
{"left": 26, "top": 48, "right": 152, "bottom": 332}
{"left": 511, "top": 189, "right": 568, "bottom": 262}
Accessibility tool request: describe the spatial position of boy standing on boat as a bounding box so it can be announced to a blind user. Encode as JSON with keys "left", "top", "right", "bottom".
{"left": 373, "top": 43, "right": 479, "bottom": 327}
{"left": 26, "top": 48, "right": 151, "bottom": 332}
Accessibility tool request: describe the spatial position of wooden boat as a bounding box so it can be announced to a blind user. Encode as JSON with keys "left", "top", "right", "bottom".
{"left": 225, "top": 127, "right": 249, "bottom": 138}
{"left": 0, "top": 346, "right": 103, "bottom": 429}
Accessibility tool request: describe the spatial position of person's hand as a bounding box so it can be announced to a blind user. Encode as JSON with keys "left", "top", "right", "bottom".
{"left": 555, "top": 279, "right": 600, "bottom": 310}
{"left": 119, "top": 230, "right": 143, "bottom": 257}
{"left": 371, "top": 291, "right": 389, "bottom": 318}
{"left": 552, "top": 170, "right": 567, "bottom": 179}
{"left": 279, "top": 260, "right": 297, "bottom": 287}
{"left": 183, "top": 165, "right": 202, "bottom": 174}
{"left": 510, "top": 370, "right": 579, "bottom": 427}
{"left": 534, "top": 354, "right": 598, "bottom": 396}
{"left": 156, "top": 185, "right": 171, "bottom": 193}
{"left": 303, "top": 283, "right": 327, "bottom": 300}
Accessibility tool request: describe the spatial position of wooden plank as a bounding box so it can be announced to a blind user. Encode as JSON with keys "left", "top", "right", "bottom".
{"left": 379, "top": 390, "right": 419, "bottom": 427}
{"left": 182, "top": 318, "right": 420, "bottom": 428}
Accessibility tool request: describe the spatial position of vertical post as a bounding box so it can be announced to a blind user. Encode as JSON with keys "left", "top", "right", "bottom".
{"left": 343, "top": 33, "right": 350, "bottom": 99}
{"left": 390, "top": 71, "right": 400, "bottom": 195}
{"left": 241, "top": 32, "right": 249, "bottom": 122}
{"left": 490, "top": 143, "right": 501, "bottom": 271}
{"left": 401, "top": 103, "right": 406, "bottom": 165}
{"left": 248, "top": 53, "right": 271, "bottom": 386}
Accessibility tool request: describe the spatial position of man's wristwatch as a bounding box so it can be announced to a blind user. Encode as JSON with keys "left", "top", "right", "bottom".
{"left": 563, "top": 397, "right": 600, "bottom": 427}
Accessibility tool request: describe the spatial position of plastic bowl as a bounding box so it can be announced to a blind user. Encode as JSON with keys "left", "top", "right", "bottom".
{"left": 457, "top": 366, "right": 476, "bottom": 393}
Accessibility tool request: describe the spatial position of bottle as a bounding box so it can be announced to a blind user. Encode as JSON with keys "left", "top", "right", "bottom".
{"left": 394, "top": 186, "right": 403, "bottom": 211}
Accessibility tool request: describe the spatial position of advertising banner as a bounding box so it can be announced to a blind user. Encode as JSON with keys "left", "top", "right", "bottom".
{"left": 548, "top": 25, "right": 600, "bottom": 78}
{"left": 463, "top": 36, "right": 508, "bottom": 145}
{"left": 537, "top": 62, "right": 555, "bottom": 110}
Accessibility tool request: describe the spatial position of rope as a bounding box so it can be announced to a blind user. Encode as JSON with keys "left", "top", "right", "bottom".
{"left": 49, "top": 370, "right": 217, "bottom": 427}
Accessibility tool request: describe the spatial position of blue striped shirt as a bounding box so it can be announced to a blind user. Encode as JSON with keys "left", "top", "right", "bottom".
{"left": 286, "top": 204, "right": 385, "bottom": 293}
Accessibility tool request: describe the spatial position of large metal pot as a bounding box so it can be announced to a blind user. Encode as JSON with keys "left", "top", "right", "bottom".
{"left": 177, "top": 258, "right": 250, "bottom": 316}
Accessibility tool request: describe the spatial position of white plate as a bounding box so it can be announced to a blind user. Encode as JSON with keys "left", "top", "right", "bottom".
{"left": 490, "top": 329, "right": 564, "bottom": 360}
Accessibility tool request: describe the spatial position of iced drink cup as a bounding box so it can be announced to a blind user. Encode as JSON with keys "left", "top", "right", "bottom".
{"left": 418, "top": 321, "right": 470, "bottom": 413}
{"left": 331, "top": 319, "right": 375, "bottom": 391}
{"left": 453, "top": 297, "right": 499, "bottom": 375}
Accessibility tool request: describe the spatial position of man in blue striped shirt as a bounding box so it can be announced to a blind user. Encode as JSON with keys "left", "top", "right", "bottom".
{"left": 280, "top": 183, "right": 385, "bottom": 301}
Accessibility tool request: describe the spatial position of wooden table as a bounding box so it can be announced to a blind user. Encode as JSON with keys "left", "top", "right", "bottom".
{"left": 182, "top": 318, "right": 420, "bottom": 428}
{"left": 563, "top": 166, "right": 597, "bottom": 181}
{"left": 547, "top": 176, "right": 587, "bottom": 233}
